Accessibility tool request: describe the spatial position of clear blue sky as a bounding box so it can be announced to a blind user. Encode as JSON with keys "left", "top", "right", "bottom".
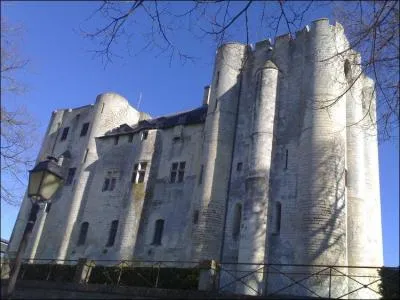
{"left": 1, "top": 2, "right": 398, "bottom": 266}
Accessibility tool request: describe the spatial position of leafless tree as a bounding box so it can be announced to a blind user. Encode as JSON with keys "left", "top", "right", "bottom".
{"left": 82, "top": 1, "right": 398, "bottom": 141}
{"left": 1, "top": 20, "right": 36, "bottom": 205}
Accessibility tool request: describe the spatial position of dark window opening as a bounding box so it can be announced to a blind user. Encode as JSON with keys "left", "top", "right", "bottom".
{"left": 216, "top": 71, "right": 220, "bottom": 87}
{"left": 101, "top": 103, "right": 105, "bottom": 113}
{"left": 345, "top": 169, "right": 348, "bottom": 187}
{"left": 152, "top": 219, "right": 164, "bottom": 245}
{"left": 198, "top": 165, "right": 204, "bottom": 185}
{"left": 114, "top": 136, "right": 119, "bottom": 145}
{"left": 66, "top": 168, "right": 76, "bottom": 185}
{"left": 170, "top": 162, "right": 178, "bottom": 183}
{"left": 193, "top": 210, "right": 199, "bottom": 224}
{"left": 128, "top": 134, "right": 134, "bottom": 143}
{"left": 285, "top": 149, "right": 288, "bottom": 170}
{"left": 237, "top": 162, "right": 243, "bottom": 172}
{"left": 173, "top": 136, "right": 181, "bottom": 143}
{"left": 80, "top": 122, "right": 90, "bottom": 137}
{"left": 232, "top": 203, "right": 242, "bottom": 240}
{"left": 60, "top": 127, "right": 69, "bottom": 141}
{"left": 178, "top": 162, "right": 185, "bottom": 182}
{"left": 273, "top": 202, "right": 282, "bottom": 235}
{"left": 141, "top": 131, "right": 148, "bottom": 141}
{"left": 77, "top": 222, "right": 89, "bottom": 246}
{"left": 102, "top": 178, "right": 110, "bottom": 191}
{"left": 106, "top": 220, "right": 119, "bottom": 247}
{"left": 83, "top": 149, "right": 89, "bottom": 163}
{"left": 110, "top": 178, "right": 117, "bottom": 191}
{"left": 45, "top": 203, "right": 52, "bottom": 213}
{"left": 132, "top": 162, "right": 147, "bottom": 184}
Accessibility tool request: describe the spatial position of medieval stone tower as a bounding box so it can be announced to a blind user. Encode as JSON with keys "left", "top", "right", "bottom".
{"left": 8, "top": 19, "right": 383, "bottom": 298}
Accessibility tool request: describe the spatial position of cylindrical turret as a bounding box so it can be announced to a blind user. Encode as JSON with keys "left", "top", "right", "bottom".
{"left": 193, "top": 43, "right": 247, "bottom": 261}
{"left": 236, "top": 61, "right": 279, "bottom": 295}
{"left": 296, "top": 18, "right": 347, "bottom": 297}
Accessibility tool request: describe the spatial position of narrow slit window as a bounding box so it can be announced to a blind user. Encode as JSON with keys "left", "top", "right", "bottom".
{"left": 237, "top": 162, "right": 243, "bottom": 172}
{"left": 232, "top": 203, "right": 242, "bottom": 240}
{"left": 114, "top": 136, "right": 119, "bottom": 145}
{"left": 193, "top": 210, "right": 199, "bottom": 224}
{"left": 77, "top": 222, "right": 89, "bottom": 246}
{"left": 273, "top": 202, "right": 282, "bottom": 235}
{"left": 60, "top": 127, "right": 69, "bottom": 141}
{"left": 152, "top": 219, "right": 164, "bottom": 245}
{"left": 83, "top": 149, "right": 89, "bottom": 163}
{"left": 65, "top": 168, "right": 76, "bottom": 185}
{"left": 285, "top": 149, "right": 288, "bottom": 170}
{"left": 110, "top": 178, "right": 117, "bottom": 191}
{"left": 80, "top": 122, "right": 90, "bottom": 137}
{"left": 198, "top": 165, "right": 204, "bottom": 185}
{"left": 102, "top": 178, "right": 110, "bottom": 191}
{"left": 170, "top": 162, "right": 178, "bottom": 183}
{"left": 128, "top": 134, "right": 134, "bottom": 143}
{"left": 141, "top": 131, "right": 148, "bottom": 141}
{"left": 345, "top": 169, "right": 348, "bottom": 187}
{"left": 178, "top": 162, "right": 186, "bottom": 182}
{"left": 106, "top": 220, "right": 119, "bottom": 247}
{"left": 215, "top": 71, "right": 220, "bottom": 87}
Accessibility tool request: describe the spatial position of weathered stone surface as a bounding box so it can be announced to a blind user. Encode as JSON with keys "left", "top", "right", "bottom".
{"left": 7, "top": 19, "right": 382, "bottom": 299}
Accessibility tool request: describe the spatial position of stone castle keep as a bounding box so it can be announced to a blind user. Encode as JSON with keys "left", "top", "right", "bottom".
{"left": 8, "top": 19, "right": 383, "bottom": 297}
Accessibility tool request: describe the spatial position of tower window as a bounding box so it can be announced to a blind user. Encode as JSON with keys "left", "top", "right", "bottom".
{"left": 102, "top": 171, "right": 119, "bottom": 191}
{"left": 80, "top": 123, "right": 90, "bottom": 137}
{"left": 128, "top": 134, "right": 134, "bottom": 143}
{"left": 65, "top": 168, "right": 76, "bottom": 185}
{"left": 232, "top": 203, "right": 242, "bottom": 240}
{"left": 237, "top": 162, "right": 243, "bottom": 172}
{"left": 193, "top": 210, "right": 199, "bottom": 224}
{"left": 132, "top": 162, "right": 147, "bottom": 184}
{"left": 152, "top": 219, "right": 164, "bottom": 245}
{"left": 114, "top": 136, "right": 119, "bottom": 145}
{"left": 272, "top": 202, "right": 282, "bottom": 235}
{"left": 198, "top": 165, "right": 204, "bottom": 185}
{"left": 141, "top": 131, "right": 148, "bottom": 141}
{"left": 216, "top": 71, "right": 220, "bottom": 87}
{"left": 102, "top": 178, "right": 110, "bottom": 191}
{"left": 106, "top": 220, "right": 119, "bottom": 247}
{"left": 284, "top": 149, "right": 288, "bottom": 170}
{"left": 60, "top": 127, "right": 69, "bottom": 141}
{"left": 170, "top": 161, "right": 186, "bottom": 183}
{"left": 77, "top": 222, "right": 89, "bottom": 246}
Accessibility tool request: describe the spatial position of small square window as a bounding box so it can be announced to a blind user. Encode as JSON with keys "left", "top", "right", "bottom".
{"left": 141, "top": 131, "right": 148, "bottom": 141}
{"left": 171, "top": 161, "right": 185, "bottom": 183}
{"left": 60, "top": 127, "right": 69, "bottom": 141}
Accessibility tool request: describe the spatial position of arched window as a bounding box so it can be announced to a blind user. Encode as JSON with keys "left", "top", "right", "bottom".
{"left": 232, "top": 203, "right": 242, "bottom": 240}
{"left": 106, "top": 220, "right": 119, "bottom": 247}
{"left": 152, "top": 219, "right": 164, "bottom": 245}
{"left": 77, "top": 222, "right": 89, "bottom": 246}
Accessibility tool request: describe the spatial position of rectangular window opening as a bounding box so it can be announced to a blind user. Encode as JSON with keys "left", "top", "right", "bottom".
{"left": 141, "top": 131, "right": 148, "bottom": 141}
{"left": 83, "top": 149, "right": 89, "bottom": 163}
{"left": 152, "top": 219, "right": 164, "bottom": 245}
{"left": 106, "top": 220, "right": 119, "bottom": 247}
{"left": 237, "top": 162, "right": 243, "bottom": 172}
{"left": 60, "top": 127, "right": 69, "bottom": 141}
{"left": 128, "top": 134, "right": 134, "bottom": 143}
{"left": 198, "top": 165, "right": 204, "bottom": 185}
{"left": 114, "top": 136, "right": 119, "bottom": 145}
{"left": 80, "top": 122, "right": 90, "bottom": 137}
{"left": 66, "top": 168, "right": 76, "bottom": 185}
{"left": 77, "top": 222, "right": 89, "bottom": 246}
{"left": 285, "top": 149, "right": 288, "bottom": 170}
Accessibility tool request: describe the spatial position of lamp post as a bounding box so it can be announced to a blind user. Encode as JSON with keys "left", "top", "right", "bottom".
{"left": 7, "top": 156, "right": 64, "bottom": 298}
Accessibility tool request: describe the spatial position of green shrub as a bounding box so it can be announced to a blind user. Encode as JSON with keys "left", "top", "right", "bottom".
{"left": 88, "top": 265, "right": 199, "bottom": 290}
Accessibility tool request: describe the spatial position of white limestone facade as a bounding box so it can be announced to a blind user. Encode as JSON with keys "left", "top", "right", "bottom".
{"left": 7, "top": 19, "right": 383, "bottom": 298}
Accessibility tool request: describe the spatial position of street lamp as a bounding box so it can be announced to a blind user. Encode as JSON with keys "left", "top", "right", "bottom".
{"left": 7, "top": 156, "right": 64, "bottom": 298}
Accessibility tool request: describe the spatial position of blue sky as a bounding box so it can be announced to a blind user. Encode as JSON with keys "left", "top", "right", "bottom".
{"left": 1, "top": 2, "right": 398, "bottom": 266}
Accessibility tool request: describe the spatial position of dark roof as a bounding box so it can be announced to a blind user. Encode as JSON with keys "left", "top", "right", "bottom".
{"left": 100, "top": 105, "right": 208, "bottom": 138}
